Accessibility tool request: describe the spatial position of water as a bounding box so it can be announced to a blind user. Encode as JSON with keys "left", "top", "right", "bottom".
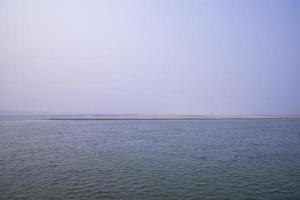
{"left": 1, "top": 118, "right": 300, "bottom": 199}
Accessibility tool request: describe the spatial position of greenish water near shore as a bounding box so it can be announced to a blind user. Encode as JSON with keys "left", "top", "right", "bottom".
{"left": 1, "top": 118, "right": 300, "bottom": 199}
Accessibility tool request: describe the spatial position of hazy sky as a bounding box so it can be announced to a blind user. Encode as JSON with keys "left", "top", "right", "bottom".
{"left": 1, "top": 0, "right": 299, "bottom": 115}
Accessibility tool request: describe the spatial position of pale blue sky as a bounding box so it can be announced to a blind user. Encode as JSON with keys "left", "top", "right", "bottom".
{"left": 0, "top": 0, "right": 299, "bottom": 114}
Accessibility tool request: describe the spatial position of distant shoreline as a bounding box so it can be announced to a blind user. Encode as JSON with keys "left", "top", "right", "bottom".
{"left": 48, "top": 115, "right": 300, "bottom": 120}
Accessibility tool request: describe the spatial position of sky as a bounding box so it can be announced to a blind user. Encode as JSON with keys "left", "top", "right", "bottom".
{"left": 0, "top": 0, "right": 300, "bottom": 115}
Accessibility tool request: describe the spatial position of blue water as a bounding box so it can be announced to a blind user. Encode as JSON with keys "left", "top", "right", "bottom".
{"left": 1, "top": 118, "right": 300, "bottom": 199}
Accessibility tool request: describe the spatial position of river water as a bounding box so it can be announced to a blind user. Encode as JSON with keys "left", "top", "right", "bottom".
{"left": 0, "top": 118, "right": 300, "bottom": 199}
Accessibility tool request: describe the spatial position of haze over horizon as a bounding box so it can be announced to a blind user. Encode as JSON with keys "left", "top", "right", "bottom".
{"left": 1, "top": 0, "right": 300, "bottom": 115}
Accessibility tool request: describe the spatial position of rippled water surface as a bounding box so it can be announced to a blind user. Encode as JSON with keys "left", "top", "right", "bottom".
{"left": 1, "top": 118, "right": 300, "bottom": 199}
